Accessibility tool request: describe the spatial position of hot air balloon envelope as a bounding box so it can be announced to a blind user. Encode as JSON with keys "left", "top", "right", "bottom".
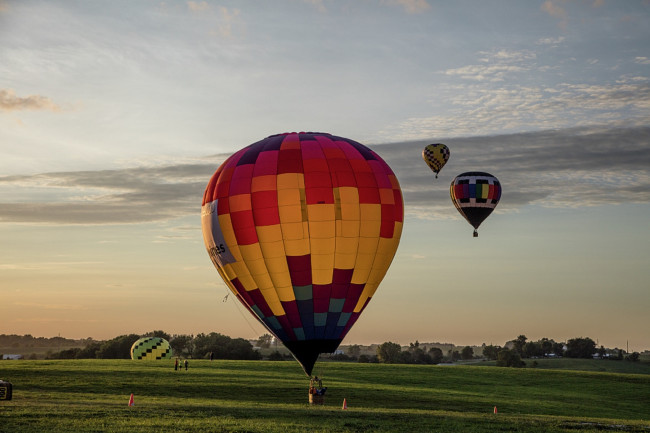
{"left": 450, "top": 171, "right": 501, "bottom": 236}
{"left": 201, "top": 132, "right": 403, "bottom": 375}
{"left": 422, "top": 143, "right": 450, "bottom": 178}
{"left": 130, "top": 337, "right": 173, "bottom": 360}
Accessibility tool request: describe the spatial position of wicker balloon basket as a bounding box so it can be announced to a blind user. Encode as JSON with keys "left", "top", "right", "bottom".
{"left": 309, "top": 393, "right": 324, "bottom": 405}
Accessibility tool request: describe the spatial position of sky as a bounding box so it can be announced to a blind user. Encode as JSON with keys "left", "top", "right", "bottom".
{"left": 1, "top": 0, "right": 649, "bottom": 352}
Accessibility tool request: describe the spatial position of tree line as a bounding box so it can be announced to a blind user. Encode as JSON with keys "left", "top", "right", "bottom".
{"left": 471, "top": 335, "right": 639, "bottom": 367}
{"left": 4, "top": 332, "right": 642, "bottom": 365}
{"left": 332, "top": 335, "right": 641, "bottom": 367}
{"left": 44, "top": 331, "right": 261, "bottom": 360}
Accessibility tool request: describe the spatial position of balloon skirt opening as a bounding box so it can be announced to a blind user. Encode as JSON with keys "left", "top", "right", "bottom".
{"left": 284, "top": 339, "right": 342, "bottom": 376}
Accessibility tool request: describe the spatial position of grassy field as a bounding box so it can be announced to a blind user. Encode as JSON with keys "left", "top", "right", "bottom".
{"left": 1, "top": 359, "right": 649, "bottom": 432}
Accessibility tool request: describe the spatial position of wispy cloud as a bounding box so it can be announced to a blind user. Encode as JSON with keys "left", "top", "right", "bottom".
{"left": 187, "top": 2, "right": 242, "bottom": 38}
{"left": 0, "top": 89, "right": 60, "bottom": 112}
{"left": 1, "top": 126, "right": 648, "bottom": 225}
{"left": 381, "top": 0, "right": 430, "bottom": 14}
{"left": 536, "top": 36, "right": 565, "bottom": 46}
{"left": 300, "top": 0, "right": 327, "bottom": 13}
{"left": 187, "top": 1, "right": 210, "bottom": 12}
{"left": 0, "top": 161, "right": 222, "bottom": 224}
{"left": 541, "top": 0, "right": 568, "bottom": 29}
{"left": 381, "top": 125, "right": 650, "bottom": 216}
{"left": 386, "top": 60, "right": 650, "bottom": 140}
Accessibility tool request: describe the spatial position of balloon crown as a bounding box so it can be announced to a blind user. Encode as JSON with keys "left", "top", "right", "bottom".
{"left": 268, "top": 132, "right": 330, "bottom": 138}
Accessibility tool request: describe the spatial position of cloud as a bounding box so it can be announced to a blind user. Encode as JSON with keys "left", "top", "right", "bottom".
{"left": 0, "top": 89, "right": 60, "bottom": 112}
{"left": 380, "top": 77, "right": 650, "bottom": 140}
{"left": 187, "top": 1, "right": 210, "bottom": 12}
{"left": 215, "top": 6, "right": 241, "bottom": 38}
{"left": 378, "top": 125, "right": 650, "bottom": 215}
{"left": 444, "top": 64, "right": 529, "bottom": 82}
{"left": 186, "top": 2, "right": 241, "bottom": 38}
{"left": 300, "top": 0, "right": 327, "bottom": 13}
{"left": 383, "top": 0, "right": 431, "bottom": 14}
{"left": 635, "top": 57, "right": 650, "bottom": 65}
{"left": 541, "top": 0, "right": 568, "bottom": 28}
{"left": 0, "top": 126, "right": 648, "bottom": 225}
{"left": 0, "top": 160, "right": 223, "bottom": 224}
{"left": 445, "top": 48, "right": 536, "bottom": 82}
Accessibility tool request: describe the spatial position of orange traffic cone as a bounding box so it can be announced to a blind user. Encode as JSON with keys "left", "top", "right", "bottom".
{"left": 493, "top": 406, "right": 497, "bottom": 414}
{"left": 342, "top": 398, "right": 348, "bottom": 410}
{"left": 128, "top": 393, "right": 135, "bottom": 406}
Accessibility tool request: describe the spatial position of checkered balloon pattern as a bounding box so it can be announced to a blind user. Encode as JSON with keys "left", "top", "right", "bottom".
{"left": 201, "top": 132, "right": 403, "bottom": 375}
{"left": 130, "top": 337, "right": 173, "bottom": 360}
{"left": 422, "top": 143, "right": 450, "bottom": 177}
{"left": 450, "top": 171, "right": 501, "bottom": 232}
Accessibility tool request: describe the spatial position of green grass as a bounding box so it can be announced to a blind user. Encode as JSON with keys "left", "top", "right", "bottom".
{"left": 1, "top": 360, "right": 649, "bottom": 432}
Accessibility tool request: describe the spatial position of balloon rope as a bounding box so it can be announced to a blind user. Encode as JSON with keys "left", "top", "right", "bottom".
{"left": 222, "top": 288, "right": 262, "bottom": 338}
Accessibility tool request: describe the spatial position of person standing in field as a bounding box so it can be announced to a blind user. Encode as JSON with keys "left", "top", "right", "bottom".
{"left": 184, "top": 359, "right": 188, "bottom": 371}
{"left": 174, "top": 358, "right": 178, "bottom": 371}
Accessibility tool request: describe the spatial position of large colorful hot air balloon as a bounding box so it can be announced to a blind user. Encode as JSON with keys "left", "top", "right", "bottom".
{"left": 450, "top": 171, "right": 501, "bottom": 237}
{"left": 422, "top": 143, "right": 450, "bottom": 178}
{"left": 201, "top": 132, "right": 403, "bottom": 376}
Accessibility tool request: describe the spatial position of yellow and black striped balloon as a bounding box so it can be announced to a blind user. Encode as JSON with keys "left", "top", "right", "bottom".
{"left": 130, "top": 337, "right": 173, "bottom": 360}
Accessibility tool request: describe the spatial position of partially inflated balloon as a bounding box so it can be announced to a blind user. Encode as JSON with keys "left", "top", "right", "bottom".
{"left": 130, "top": 337, "right": 173, "bottom": 360}
{"left": 450, "top": 171, "right": 501, "bottom": 237}
{"left": 422, "top": 143, "right": 450, "bottom": 178}
{"left": 202, "top": 132, "right": 403, "bottom": 375}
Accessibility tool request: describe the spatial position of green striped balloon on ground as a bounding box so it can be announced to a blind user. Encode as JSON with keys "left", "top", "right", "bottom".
{"left": 130, "top": 337, "right": 173, "bottom": 360}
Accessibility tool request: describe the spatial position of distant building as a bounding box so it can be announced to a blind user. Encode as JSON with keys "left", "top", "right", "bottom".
{"left": 2, "top": 354, "right": 23, "bottom": 360}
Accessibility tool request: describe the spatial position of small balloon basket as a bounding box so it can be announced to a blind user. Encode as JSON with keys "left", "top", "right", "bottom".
{"left": 309, "top": 392, "right": 324, "bottom": 405}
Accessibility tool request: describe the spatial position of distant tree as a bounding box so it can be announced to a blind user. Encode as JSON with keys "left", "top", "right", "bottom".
{"left": 524, "top": 341, "right": 543, "bottom": 358}
{"left": 513, "top": 335, "right": 527, "bottom": 356}
{"left": 407, "top": 341, "right": 432, "bottom": 364}
{"left": 446, "top": 349, "right": 461, "bottom": 362}
{"left": 428, "top": 347, "right": 443, "bottom": 364}
{"left": 76, "top": 341, "right": 102, "bottom": 359}
{"left": 496, "top": 348, "right": 525, "bottom": 368}
{"left": 551, "top": 341, "right": 565, "bottom": 357}
{"left": 96, "top": 334, "right": 140, "bottom": 359}
{"left": 229, "top": 338, "right": 262, "bottom": 360}
{"left": 461, "top": 346, "right": 474, "bottom": 360}
{"left": 377, "top": 341, "right": 402, "bottom": 363}
{"left": 625, "top": 352, "right": 640, "bottom": 362}
{"left": 170, "top": 334, "right": 193, "bottom": 357}
{"left": 399, "top": 350, "right": 413, "bottom": 364}
{"left": 268, "top": 351, "right": 285, "bottom": 361}
{"left": 256, "top": 334, "right": 273, "bottom": 349}
{"left": 346, "top": 344, "right": 361, "bottom": 359}
{"left": 358, "top": 354, "right": 371, "bottom": 363}
{"left": 329, "top": 352, "right": 352, "bottom": 361}
{"left": 482, "top": 345, "right": 501, "bottom": 361}
{"left": 141, "top": 330, "right": 171, "bottom": 341}
{"left": 47, "top": 348, "right": 80, "bottom": 359}
{"left": 192, "top": 332, "right": 260, "bottom": 360}
{"left": 565, "top": 337, "right": 596, "bottom": 359}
